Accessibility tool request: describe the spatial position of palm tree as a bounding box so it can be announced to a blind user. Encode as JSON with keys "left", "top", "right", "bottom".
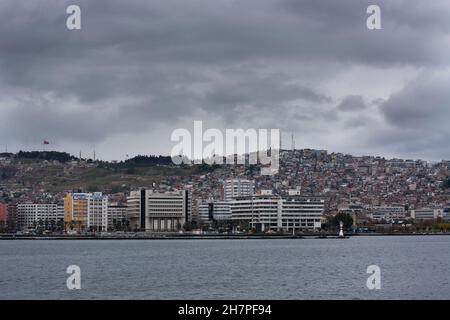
{"left": 125, "top": 219, "right": 130, "bottom": 232}
{"left": 57, "top": 219, "right": 64, "bottom": 232}
{"left": 38, "top": 218, "right": 44, "bottom": 229}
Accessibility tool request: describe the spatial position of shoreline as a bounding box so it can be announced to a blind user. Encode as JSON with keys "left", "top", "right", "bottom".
{"left": 0, "top": 233, "right": 449, "bottom": 240}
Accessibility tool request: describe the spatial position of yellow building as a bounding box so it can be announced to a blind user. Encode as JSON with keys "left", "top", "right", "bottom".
{"left": 64, "top": 192, "right": 108, "bottom": 232}
{"left": 64, "top": 193, "right": 89, "bottom": 231}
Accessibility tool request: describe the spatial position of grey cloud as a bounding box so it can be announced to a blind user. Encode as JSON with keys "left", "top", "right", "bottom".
{"left": 370, "top": 98, "right": 386, "bottom": 106}
{"left": 337, "top": 96, "right": 367, "bottom": 112}
{"left": 364, "top": 125, "right": 450, "bottom": 160}
{"left": 380, "top": 72, "right": 450, "bottom": 130}
{"left": 202, "top": 74, "right": 331, "bottom": 111}
{"left": 349, "top": 71, "right": 450, "bottom": 160}
{"left": 0, "top": 0, "right": 449, "bottom": 160}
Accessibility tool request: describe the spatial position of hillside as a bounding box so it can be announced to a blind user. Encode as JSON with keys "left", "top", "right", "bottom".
{"left": 0, "top": 151, "right": 206, "bottom": 195}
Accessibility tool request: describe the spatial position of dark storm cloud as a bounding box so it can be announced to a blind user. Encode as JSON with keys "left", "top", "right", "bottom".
{"left": 380, "top": 72, "right": 450, "bottom": 129}
{"left": 280, "top": 0, "right": 450, "bottom": 66}
{"left": 350, "top": 71, "right": 450, "bottom": 160}
{"left": 0, "top": 0, "right": 449, "bottom": 159}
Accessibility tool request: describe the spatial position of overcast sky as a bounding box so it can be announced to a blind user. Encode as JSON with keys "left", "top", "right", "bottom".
{"left": 0, "top": 0, "right": 449, "bottom": 161}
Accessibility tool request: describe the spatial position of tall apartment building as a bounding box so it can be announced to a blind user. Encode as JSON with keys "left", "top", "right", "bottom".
{"left": 127, "top": 189, "right": 149, "bottom": 231}
{"left": 0, "top": 202, "right": 6, "bottom": 223}
{"left": 16, "top": 203, "right": 64, "bottom": 230}
{"left": 127, "top": 189, "right": 191, "bottom": 232}
{"left": 64, "top": 193, "right": 88, "bottom": 230}
{"left": 230, "top": 195, "right": 324, "bottom": 232}
{"left": 223, "top": 179, "right": 254, "bottom": 201}
{"left": 6, "top": 203, "right": 17, "bottom": 232}
{"left": 198, "top": 201, "right": 232, "bottom": 224}
{"left": 107, "top": 203, "right": 128, "bottom": 231}
{"left": 64, "top": 192, "right": 108, "bottom": 231}
{"left": 0, "top": 202, "right": 7, "bottom": 230}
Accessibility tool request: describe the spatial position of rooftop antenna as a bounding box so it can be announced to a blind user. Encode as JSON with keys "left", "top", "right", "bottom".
{"left": 291, "top": 133, "right": 295, "bottom": 150}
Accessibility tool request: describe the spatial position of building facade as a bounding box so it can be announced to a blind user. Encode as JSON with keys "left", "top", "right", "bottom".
{"left": 223, "top": 179, "right": 254, "bottom": 201}
{"left": 370, "top": 206, "right": 406, "bottom": 221}
{"left": 230, "top": 195, "right": 324, "bottom": 232}
{"left": 107, "top": 203, "right": 128, "bottom": 231}
{"left": 127, "top": 189, "right": 191, "bottom": 232}
{"left": 87, "top": 193, "right": 108, "bottom": 231}
{"left": 0, "top": 202, "right": 6, "bottom": 223}
{"left": 198, "top": 201, "right": 232, "bottom": 224}
{"left": 127, "top": 189, "right": 149, "bottom": 231}
{"left": 16, "top": 203, "right": 64, "bottom": 230}
{"left": 0, "top": 202, "right": 7, "bottom": 230}
{"left": 64, "top": 192, "right": 108, "bottom": 231}
{"left": 410, "top": 208, "right": 443, "bottom": 221}
{"left": 6, "top": 203, "right": 17, "bottom": 232}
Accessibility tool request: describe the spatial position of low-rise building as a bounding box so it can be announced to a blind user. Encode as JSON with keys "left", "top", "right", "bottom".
{"left": 370, "top": 206, "right": 406, "bottom": 221}
{"left": 127, "top": 189, "right": 191, "bottom": 232}
{"left": 410, "top": 208, "right": 443, "bottom": 221}
{"left": 17, "top": 203, "right": 64, "bottom": 230}
{"left": 230, "top": 195, "right": 324, "bottom": 232}
{"left": 198, "top": 201, "right": 232, "bottom": 224}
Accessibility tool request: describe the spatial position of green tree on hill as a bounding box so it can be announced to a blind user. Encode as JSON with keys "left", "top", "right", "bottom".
{"left": 16, "top": 151, "right": 73, "bottom": 163}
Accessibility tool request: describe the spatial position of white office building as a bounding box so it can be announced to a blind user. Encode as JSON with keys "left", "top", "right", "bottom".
{"left": 17, "top": 203, "right": 64, "bottom": 230}
{"left": 127, "top": 189, "right": 144, "bottom": 231}
{"left": 410, "top": 208, "right": 443, "bottom": 221}
{"left": 87, "top": 192, "right": 109, "bottom": 231}
{"left": 370, "top": 206, "right": 406, "bottom": 221}
{"left": 230, "top": 195, "right": 324, "bottom": 232}
{"left": 107, "top": 203, "right": 128, "bottom": 231}
{"left": 223, "top": 179, "right": 254, "bottom": 201}
{"left": 127, "top": 189, "right": 191, "bottom": 232}
{"left": 198, "top": 201, "right": 232, "bottom": 223}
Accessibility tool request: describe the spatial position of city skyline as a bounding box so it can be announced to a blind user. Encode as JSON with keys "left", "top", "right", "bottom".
{"left": 3, "top": 144, "right": 450, "bottom": 164}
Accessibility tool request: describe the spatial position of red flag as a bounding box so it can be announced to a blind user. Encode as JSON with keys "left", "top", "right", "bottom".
{"left": 43, "top": 140, "right": 49, "bottom": 145}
